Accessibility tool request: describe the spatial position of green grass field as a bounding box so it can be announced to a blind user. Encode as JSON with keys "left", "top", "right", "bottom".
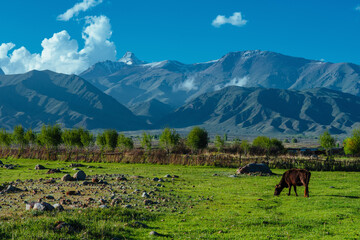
{"left": 0, "top": 158, "right": 359, "bottom": 239}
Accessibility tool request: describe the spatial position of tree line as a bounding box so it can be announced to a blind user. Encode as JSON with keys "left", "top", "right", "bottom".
{"left": 1, "top": 124, "right": 360, "bottom": 157}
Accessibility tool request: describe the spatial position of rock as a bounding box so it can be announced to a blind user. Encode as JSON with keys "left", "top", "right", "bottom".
{"left": 41, "top": 202, "right": 55, "bottom": 211}
{"left": 122, "top": 204, "right": 132, "bottom": 209}
{"left": 4, "top": 164, "right": 14, "bottom": 169}
{"left": 25, "top": 202, "right": 35, "bottom": 210}
{"left": 149, "top": 231, "right": 160, "bottom": 236}
{"left": 164, "top": 174, "right": 171, "bottom": 178}
{"left": 2, "top": 185, "right": 22, "bottom": 193}
{"left": 0, "top": 160, "right": 3, "bottom": 165}
{"left": 82, "top": 181, "right": 91, "bottom": 185}
{"left": 329, "top": 186, "right": 335, "bottom": 188}
{"left": 144, "top": 199, "right": 156, "bottom": 205}
{"left": 33, "top": 202, "right": 45, "bottom": 211}
{"left": 44, "top": 179, "right": 56, "bottom": 184}
{"left": 72, "top": 168, "right": 80, "bottom": 171}
{"left": 236, "top": 163, "right": 273, "bottom": 175}
{"left": 68, "top": 163, "right": 84, "bottom": 168}
{"left": 54, "top": 221, "right": 74, "bottom": 233}
{"left": 73, "top": 170, "right": 86, "bottom": 181}
{"left": 61, "top": 174, "right": 74, "bottom": 182}
{"left": 142, "top": 192, "right": 150, "bottom": 198}
{"left": 158, "top": 178, "right": 165, "bottom": 182}
{"left": 99, "top": 205, "right": 109, "bottom": 209}
{"left": 173, "top": 175, "right": 179, "bottom": 178}
{"left": 116, "top": 176, "right": 128, "bottom": 181}
{"left": 35, "top": 164, "right": 46, "bottom": 170}
{"left": 66, "top": 191, "right": 79, "bottom": 196}
{"left": 152, "top": 177, "right": 159, "bottom": 181}
{"left": 99, "top": 199, "right": 107, "bottom": 204}
{"left": 228, "top": 175, "right": 237, "bottom": 178}
{"left": 45, "top": 195, "right": 55, "bottom": 200}
{"left": 53, "top": 204, "right": 64, "bottom": 211}
{"left": 92, "top": 177, "right": 99, "bottom": 183}
{"left": 111, "top": 198, "right": 122, "bottom": 206}
{"left": 47, "top": 169, "right": 61, "bottom": 174}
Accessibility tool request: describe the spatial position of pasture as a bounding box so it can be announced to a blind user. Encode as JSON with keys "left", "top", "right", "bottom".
{"left": 0, "top": 158, "right": 359, "bottom": 239}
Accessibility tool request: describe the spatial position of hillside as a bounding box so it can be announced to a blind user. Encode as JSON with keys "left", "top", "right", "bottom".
{"left": 0, "top": 70, "right": 147, "bottom": 130}
{"left": 157, "top": 86, "right": 360, "bottom": 135}
{"left": 80, "top": 50, "right": 360, "bottom": 108}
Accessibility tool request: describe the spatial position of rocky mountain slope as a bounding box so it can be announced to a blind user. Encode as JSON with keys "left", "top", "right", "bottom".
{"left": 157, "top": 86, "right": 360, "bottom": 135}
{"left": 0, "top": 70, "right": 147, "bottom": 130}
{"left": 80, "top": 50, "right": 360, "bottom": 108}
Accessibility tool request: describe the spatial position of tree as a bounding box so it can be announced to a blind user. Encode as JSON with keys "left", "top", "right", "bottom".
{"left": 96, "top": 132, "right": 106, "bottom": 150}
{"left": 118, "top": 133, "right": 134, "bottom": 151}
{"left": 12, "top": 125, "right": 27, "bottom": 149}
{"left": 240, "top": 140, "right": 250, "bottom": 156}
{"left": 232, "top": 138, "right": 241, "bottom": 153}
{"left": 141, "top": 132, "right": 152, "bottom": 152}
{"left": 159, "top": 128, "right": 180, "bottom": 153}
{"left": 62, "top": 129, "right": 82, "bottom": 149}
{"left": 38, "top": 125, "right": 62, "bottom": 149}
{"left": 214, "top": 135, "right": 225, "bottom": 152}
{"left": 80, "top": 129, "right": 95, "bottom": 149}
{"left": 105, "top": 130, "right": 118, "bottom": 151}
{"left": 24, "top": 129, "right": 37, "bottom": 146}
{"left": 344, "top": 128, "right": 360, "bottom": 156}
{"left": 252, "top": 136, "right": 271, "bottom": 151}
{"left": 186, "top": 127, "right": 208, "bottom": 151}
{"left": 0, "top": 129, "right": 12, "bottom": 148}
{"left": 319, "top": 130, "right": 336, "bottom": 157}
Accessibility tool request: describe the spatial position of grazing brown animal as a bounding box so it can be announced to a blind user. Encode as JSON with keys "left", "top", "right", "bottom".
{"left": 274, "top": 169, "right": 311, "bottom": 197}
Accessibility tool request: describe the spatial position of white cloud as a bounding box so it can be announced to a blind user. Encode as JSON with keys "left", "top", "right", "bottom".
{"left": 57, "top": 0, "right": 103, "bottom": 21}
{"left": 356, "top": 5, "right": 360, "bottom": 11}
{"left": 212, "top": 12, "right": 247, "bottom": 28}
{"left": 213, "top": 76, "right": 249, "bottom": 91}
{"left": 174, "top": 77, "right": 198, "bottom": 92}
{"left": 225, "top": 76, "right": 249, "bottom": 87}
{"left": 0, "top": 15, "right": 116, "bottom": 75}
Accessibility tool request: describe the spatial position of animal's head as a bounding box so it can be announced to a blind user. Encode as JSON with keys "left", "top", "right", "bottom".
{"left": 274, "top": 184, "right": 283, "bottom": 196}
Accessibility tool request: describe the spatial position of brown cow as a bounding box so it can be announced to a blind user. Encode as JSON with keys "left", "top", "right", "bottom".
{"left": 274, "top": 169, "right": 311, "bottom": 197}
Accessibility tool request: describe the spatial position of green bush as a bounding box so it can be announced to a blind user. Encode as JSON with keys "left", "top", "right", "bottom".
{"left": 186, "top": 127, "right": 208, "bottom": 151}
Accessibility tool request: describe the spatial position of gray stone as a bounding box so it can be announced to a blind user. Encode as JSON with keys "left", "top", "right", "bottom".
{"left": 142, "top": 192, "right": 150, "bottom": 198}
{"left": 236, "top": 163, "right": 273, "bottom": 175}
{"left": 149, "top": 231, "right": 160, "bottom": 236}
{"left": 152, "top": 177, "right": 159, "bottom": 181}
{"left": 73, "top": 170, "right": 86, "bottom": 181}
{"left": 99, "top": 205, "right": 109, "bottom": 209}
{"left": 33, "top": 203, "right": 46, "bottom": 211}
{"left": 122, "top": 204, "right": 132, "bottom": 209}
{"left": 53, "top": 204, "right": 64, "bottom": 211}
{"left": 61, "top": 174, "right": 74, "bottom": 182}
{"left": 35, "top": 164, "right": 46, "bottom": 170}
{"left": 164, "top": 174, "right": 171, "bottom": 178}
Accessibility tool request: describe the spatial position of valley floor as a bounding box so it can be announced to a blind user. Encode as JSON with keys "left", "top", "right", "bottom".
{"left": 0, "top": 159, "right": 359, "bottom": 239}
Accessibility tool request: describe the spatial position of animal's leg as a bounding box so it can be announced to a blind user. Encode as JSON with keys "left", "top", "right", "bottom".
{"left": 304, "top": 185, "right": 309, "bottom": 197}
{"left": 293, "top": 186, "right": 298, "bottom": 196}
{"left": 288, "top": 185, "right": 292, "bottom": 196}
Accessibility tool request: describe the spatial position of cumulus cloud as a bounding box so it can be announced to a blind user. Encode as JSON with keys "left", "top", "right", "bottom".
{"left": 225, "top": 76, "right": 249, "bottom": 87}
{"left": 0, "top": 15, "right": 116, "bottom": 75}
{"left": 174, "top": 77, "right": 198, "bottom": 92}
{"left": 212, "top": 12, "right": 247, "bottom": 28}
{"left": 214, "top": 76, "right": 249, "bottom": 91}
{"left": 57, "top": 0, "right": 103, "bottom": 21}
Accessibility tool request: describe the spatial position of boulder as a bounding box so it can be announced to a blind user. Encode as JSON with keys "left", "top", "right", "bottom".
{"left": 61, "top": 174, "right": 74, "bottom": 182}
{"left": 73, "top": 170, "right": 86, "bottom": 181}
{"left": 236, "top": 163, "right": 273, "bottom": 175}
{"left": 35, "top": 164, "right": 46, "bottom": 170}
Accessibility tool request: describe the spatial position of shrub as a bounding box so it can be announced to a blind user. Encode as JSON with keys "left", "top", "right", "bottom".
{"left": 13, "top": 125, "right": 27, "bottom": 149}
{"left": 38, "top": 124, "right": 62, "bottom": 149}
{"left": 214, "top": 135, "right": 225, "bottom": 152}
{"left": 141, "top": 132, "right": 152, "bottom": 152}
{"left": 344, "top": 128, "right": 360, "bottom": 156}
{"left": 319, "top": 130, "right": 336, "bottom": 157}
{"left": 159, "top": 128, "right": 180, "bottom": 153}
{"left": 186, "top": 127, "right": 208, "bottom": 151}
{"left": 0, "top": 129, "right": 12, "bottom": 147}
{"left": 118, "top": 134, "right": 134, "bottom": 151}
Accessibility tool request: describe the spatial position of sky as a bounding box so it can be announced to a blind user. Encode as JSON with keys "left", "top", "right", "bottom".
{"left": 0, "top": 0, "right": 360, "bottom": 74}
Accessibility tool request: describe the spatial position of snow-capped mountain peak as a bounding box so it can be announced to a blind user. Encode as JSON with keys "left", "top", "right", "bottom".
{"left": 118, "top": 51, "right": 147, "bottom": 65}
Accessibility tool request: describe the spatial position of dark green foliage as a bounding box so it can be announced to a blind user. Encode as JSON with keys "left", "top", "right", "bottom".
{"left": 38, "top": 125, "right": 62, "bottom": 149}
{"left": 118, "top": 134, "right": 134, "bottom": 151}
{"left": 0, "top": 129, "right": 12, "bottom": 147}
{"left": 319, "top": 130, "right": 336, "bottom": 156}
{"left": 24, "top": 129, "right": 36, "bottom": 146}
{"left": 13, "top": 125, "right": 27, "bottom": 148}
{"left": 80, "top": 129, "right": 95, "bottom": 148}
{"left": 344, "top": 128, "right": 360, "bottom": 156}
{"left": 283, "top": 139, "right": 290, "bottom": 143}
{"left": 252, "top": 136, "right": 271, "bottom": 149}
{"left": 62, "top": 128, "right": 82, "bottom": 149}
{"left": 159, "top": 128, "right": 180, "bottom": 153}
{"left": 292, "top": 138, "right": 298, "bottom": 143}
{"left": 186, "top": 127, "right": 208, "bottom": 151}
{"left": 96, "top": 133, "right": 106, "bottom": 150}
{"left": 240, "top": 140, "right": 250, "bottom": 156}
{"left": 141, "top": 132, "right": 152, "bottom": 152}
{"left": 214, "top": 135, "right": 225, "bottom": 152}
{"left": 253, "top": 136, "right": 284, "bottom": 155}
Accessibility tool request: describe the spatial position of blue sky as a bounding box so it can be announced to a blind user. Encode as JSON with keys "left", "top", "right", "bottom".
{"left": 0, "top": 0, "right": 360, "bottom": 74}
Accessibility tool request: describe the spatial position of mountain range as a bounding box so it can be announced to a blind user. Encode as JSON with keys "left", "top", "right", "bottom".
{"left": 0, "top": 70, "right": 146, "bottom": 131}
{"left": 80, "top": 50, "right": 360, "bottom": 109}
{"left": 1, "top": 50, "right": 360, "bottom": 135}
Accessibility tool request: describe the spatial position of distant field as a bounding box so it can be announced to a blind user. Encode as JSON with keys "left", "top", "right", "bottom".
{"left": 0, "top": 159, "right": 359, "bottom": 239}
